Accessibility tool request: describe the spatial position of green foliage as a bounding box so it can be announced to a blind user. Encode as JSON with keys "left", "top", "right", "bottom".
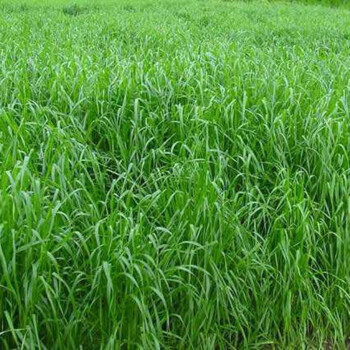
{"left": 300, "top": 0, "right": 348, "bottom": 6}
{"left": 62, "top": 3, "right": 87, "bottom": 16}
{"left": 1, "top": 0, "right": 350, "bottom": 348}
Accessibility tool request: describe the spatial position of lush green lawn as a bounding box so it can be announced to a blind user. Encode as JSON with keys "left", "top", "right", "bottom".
{"left": 1, "top": 0, "right": 350, "bottom": 348}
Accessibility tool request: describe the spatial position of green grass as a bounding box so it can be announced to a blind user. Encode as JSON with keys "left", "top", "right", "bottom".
{"left": 1, "top": 0, "right": 350, "bottom": 348}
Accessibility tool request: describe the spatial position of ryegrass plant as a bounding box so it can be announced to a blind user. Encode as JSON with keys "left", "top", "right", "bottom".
{"left": 1, "top": 0, "right": 350, "bottom": 348}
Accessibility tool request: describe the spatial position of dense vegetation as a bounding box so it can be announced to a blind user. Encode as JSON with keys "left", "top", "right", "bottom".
{"left": 285, "top": 0, "right": 349, "bottom": 7}
{"left": 1, "top": 0, "right": 350, "bottom": 348}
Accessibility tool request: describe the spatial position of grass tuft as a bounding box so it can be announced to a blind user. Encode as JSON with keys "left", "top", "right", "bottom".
{"left": 62, "top": 3, "right": 87, "bottom": 16}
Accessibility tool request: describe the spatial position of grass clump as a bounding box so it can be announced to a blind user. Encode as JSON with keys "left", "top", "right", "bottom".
{"left": 1, "top": 0, "right": 350, "bottom": 348}
{"left": 62, "top": 3, "right": 87, "bottom": 16}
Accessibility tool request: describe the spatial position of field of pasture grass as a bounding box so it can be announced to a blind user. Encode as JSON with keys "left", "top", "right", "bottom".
{"left": 1, "top": 0, "right": 350, "bottom": 348}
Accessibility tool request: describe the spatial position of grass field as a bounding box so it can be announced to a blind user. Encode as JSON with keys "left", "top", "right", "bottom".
{"left": 1, "top": 0, "right": 350, "bottom": 348}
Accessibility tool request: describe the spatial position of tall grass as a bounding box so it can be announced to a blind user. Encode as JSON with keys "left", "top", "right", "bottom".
{"left": 1, "top": 0, "right": 350, "bottom": 348}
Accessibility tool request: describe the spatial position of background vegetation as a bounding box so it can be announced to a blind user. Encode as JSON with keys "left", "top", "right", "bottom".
{"left": 1, "top": 0, "right": 350, "bottom": 348}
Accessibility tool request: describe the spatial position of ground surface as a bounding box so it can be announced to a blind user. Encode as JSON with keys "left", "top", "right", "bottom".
{"left": 1, "top": 0, "right": 350, "bottom": 348}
